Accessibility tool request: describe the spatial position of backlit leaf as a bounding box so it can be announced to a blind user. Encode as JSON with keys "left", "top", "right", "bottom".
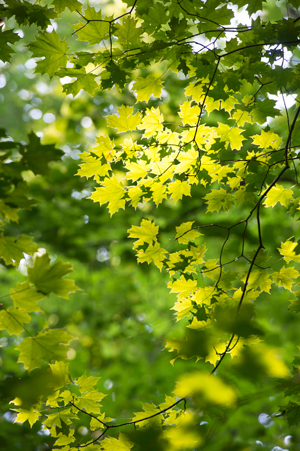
{"left": 17, "top": 328, "right": 73, "bottom": 372}
{"left": 28, "top": 254, "right": 78, "bottom": 299}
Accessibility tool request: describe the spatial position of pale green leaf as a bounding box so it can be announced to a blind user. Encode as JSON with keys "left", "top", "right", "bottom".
{"left": 175, "top": 222, "right": 202, "bottom": 244}
{"left": 133, "top": 75, "right": 163, "bottom": 103}
{"left": 10, "top": 281, "right": 44, "bottom": 312}
{"left": 0, "top": 235, "right": 37, "bottom": 266}
{"left": 0, "top": 307, "right": 31, "bottom": 336}
{"left": 29, "top": 31, "right": 69, "bottom": 78}
{"left": 16, "top": 328, "right": 73, "bottom": 372}
{"left": 28, "top": 254, "right": 78, "bottom": 299}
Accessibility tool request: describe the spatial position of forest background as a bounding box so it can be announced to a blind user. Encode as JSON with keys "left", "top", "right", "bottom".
{"left": 1, "top": 0, "right": 300, "bottom": 450}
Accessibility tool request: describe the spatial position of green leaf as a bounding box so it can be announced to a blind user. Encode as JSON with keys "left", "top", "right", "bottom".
{"left": 19, "top": 132, "right": 63, "bottom": 175}
{"left": 76, "top": 391, "right": 106, "bottom": 414}
{"left": 29, "top": 31, "right": 69, "bottom": 78}
{"left": 72, "top": 6, "right": 110, "bottom": 45}
{"left": 0, "top": 0, "right": 57, "bottom": 28}
{"left": 76, "top": 373, "right": 101, "bottom": 393}
{"left": 285, "top": 401, "right": 300, "bottom": 427}
{"left": 16, "top": 328, "right": 73, "bottom": 372}
{"left": 0, "top": 235, "right": 37, "bottom": 266}
{"left": 204, "top": 188, "right": 234, "bottom": 213}
{"left": 133, "top": 75, "right": 163, "bottom": 103}
{"left": 0, "top": 29, "right": 20, "bottom": 63}
{"left": 101, "top": 433, "right": 133, "bottom": 451}
{"left": 51, "top": 0, "right": 82, "bottom": 14}
{"left": 175, "top": 222, "right": 202, "bottom": 245}
{"left": 0, "top": 307, "right": 31, "bottom": 335}
{"left": 132, "top": 403, "right": 161, "bottom": 427}
{"left": 10, "top": 281, "right": 44, "bottom": 312}
{"left": 115, "top": 16, "right": 143, "bottom": 47}
{"left": 28, "top": 253, "right": 78, "bottom": 299}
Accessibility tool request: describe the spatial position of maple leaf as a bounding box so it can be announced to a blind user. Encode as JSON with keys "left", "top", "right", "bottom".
{"left": 101, "top": 433, "right": 133, "bottom": 451}
{"left": 52, "top": 0, "right": 82, "bottom": 14}
{"left": 29, "top": 31, "right": 69, "bottom": 78}
{"left": 218, "top": 123, "right": 246, "bottom": 150}
{"left": 243, "top": 269, "right": 273, "bottom": 293}
{"left": 278, "top": 239, "right": 300, "bottom": 263}
{"left": 175, "top": 222, "right": 202, "bottom": 244}
{"left": 264, "top": 184, "right": 293, "bottom": 208}
{"left": 14, "top": 408, "right": 40, "bottom": 427}
{"left": 137, "top": 107, "right": 164, "bottom": 137}
{"left": 204, "top": 188, "right": 234, "bottom": 212}
{"left": 115, "top": 16, "right": 143, "bottom": 47}
{"left": 175, "top": 147, "right": 198, "bottom": 174}
{"left": 72, "top": 6, "right": 110, "bottom": 45}
{"left": 0, "top": 307, "right": 31, "bottom": 336}
{"left": 151, "top": 182, "right": 167, "bottom": 206}
{"left": 10, "top": 281, "right": 44, "bottom": 312}
{"left": 76, "top": 373, "right": 101, "bottom": 393}
{"left": 128, "top": 219, "right": 159, "bottom": 247}
{"left": 272, "top": 266, "right": 300, "bottom": 291}
{"left": 107, "top": 105, "right": 142, "bottom": 133}
{"left": 0, "top": 30, "right": 20, "bottom": 63}
{"left": 179, "top": 101, "right": 199, "bottom": 126}
{"left": 16, "top": 329, "right": 73, "bottom": 372}
{"left": 133, "top": 75, "right": 163, "bottom": 103}
{"left": 168, "top": 180, "right": 191, "bottom": 203}
{"left": 252, "top": 129, "right": 282, "bottom": 149}
{"left": 0, "top": 235, "right": 37, "bottom": 266}
{"left": 132, "top": 403, "right": 161, "bottom": 427}
{"left": 61, "top": 70, "right": 98, "bottom": 96}
{"left": 137, "top": 242, "right": 168, "bottom": 271}
{"left": 168, "top": 275, "right": 197, "bottom": 300}
{"left": 90, "top": 175, "right": 125, "bottom": 216}
{"left": 125, "top": 160, "right": 149, "bottom": 181}
{"left": 76, "top": 391, "right": 106, "bottom": 414}
{"left": 185, "top": 82, "right": 205, "bottom": 102}
{"left": 28, "top": 253, "right": 78, "bottom": 299}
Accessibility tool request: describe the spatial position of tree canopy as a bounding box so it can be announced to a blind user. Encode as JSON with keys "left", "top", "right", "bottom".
{"left": 1, "top": 0, "right": 300, "bottom": 449}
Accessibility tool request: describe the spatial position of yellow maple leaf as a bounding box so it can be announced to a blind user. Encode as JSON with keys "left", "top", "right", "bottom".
{"left": 128, "top": 219, "right": 159, "bottom": 247}
{"left": 168, "top": 180, "right": 191, "bottom": 203}
{"left": 133, "top": 75, "right": 163, "bottom": 102}
{"left": 185, "top": 81, "right": 205, "bottom": 102}
{"left": 278, "top": 239, "right": 300, "bottom": 263}
{"left": 137, "top": 242, "right": 168, "bottom": 271}
{"left": 252, "top": 129, "right": 282, "bottom": 149}
{"left": 175, "top": 221, "right": 201, "bottom": 244}
{"left": 106, "top": 105, "right": 142, "bottom": 133}
{"left": 125, "top": 160, "right": 149, "bottom": 181}
{"left": 264, "top": 184, "right": 293, "bottom": 208}
{"left": 89, "top": 175, "right": 125, "bottom": 216}
{"left": 175, "top": 147, "right": 198, "bottom": 174}
{"left": 168, "top": 275, "right": 197, "bottom": 299}
{"left": 272, "top": 266, "right": 300, "bottom": 291}
{"left": 137, "top": 107, "right": 164, "bottom": 137}
{"left": 178, "top": 101, "right": 199, "bottom": 125}
{"left": 15, "top": 408, "right": 40, "bottom": 427}
{"left": 217, "top": 122, "right": 246, "bottom": 150}
{"left": 151, "top": 182, "right": 167, "bottom": 206}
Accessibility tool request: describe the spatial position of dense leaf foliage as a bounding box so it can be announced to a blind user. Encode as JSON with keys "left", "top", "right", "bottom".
{"left": 1, "top": 0, "right": 300, "bottom": 449}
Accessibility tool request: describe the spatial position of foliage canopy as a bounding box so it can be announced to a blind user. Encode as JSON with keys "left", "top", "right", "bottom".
{"left": 1, "top": 0, "right": 300, "bottom": 449}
